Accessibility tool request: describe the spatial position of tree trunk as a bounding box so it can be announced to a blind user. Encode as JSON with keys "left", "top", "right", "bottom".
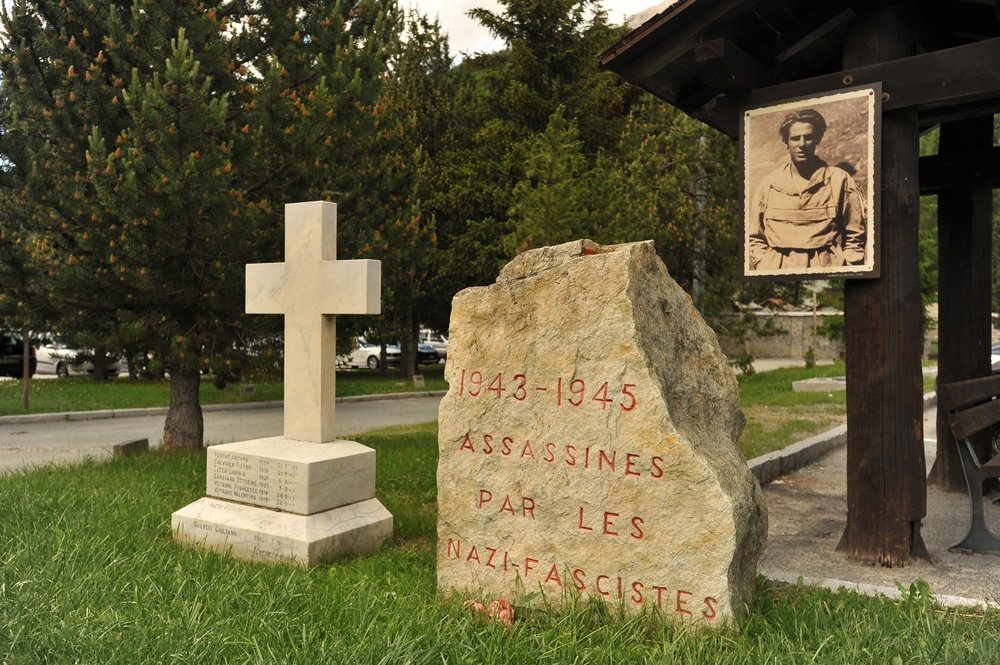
{"left": 92, "top": 346, "right": 111, "bottom": 382}
{"left": 163, "top": 367, "right": 204, "bottom": 449}
{"left": 21, "top": 325, "right": 31, "bottom": 413}
{"left": 400, "top": 334, "right": 416, "bottom": 379}
{"left": 379, "top": 344, "right": 390, "bottom": 376}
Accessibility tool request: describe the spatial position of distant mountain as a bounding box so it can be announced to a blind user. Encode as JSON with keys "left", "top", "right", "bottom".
{"left": 626, "top": 0, "right": 680, "bottom": 28}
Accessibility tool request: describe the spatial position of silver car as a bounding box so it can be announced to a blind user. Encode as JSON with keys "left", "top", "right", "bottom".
{"left": 35, "top": 338, "right": 122, "bottom": 378}
{"left": 419, "top": 329, "right": 448, "bottom": 361}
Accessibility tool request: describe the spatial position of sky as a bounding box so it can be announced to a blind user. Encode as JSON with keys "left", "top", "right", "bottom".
{"left": 403, "top": 1, "right": 663, "bottom": 56}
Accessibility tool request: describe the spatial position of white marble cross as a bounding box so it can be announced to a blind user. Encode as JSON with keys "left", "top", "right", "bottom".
{"left": 246, "top": 202, "right": 380, "bottom": 443}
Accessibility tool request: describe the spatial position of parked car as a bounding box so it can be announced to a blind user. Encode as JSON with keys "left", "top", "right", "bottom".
{"left": 991, "top": 343, "right": 1000, "bottom": 374}
{"left": 34, "top": 337, "right": 122, "bottom": 378}
{"left": 419, "top": 329, "right": 448, "bottom": 361}
{"left": 339, "top": 338, "right": 439, "bottom": 369}
{"left": 0, "top": 331, "right": 37, "bottom": 378}
{"left": 406, "top": 341, "right": 440, "bottom": 367}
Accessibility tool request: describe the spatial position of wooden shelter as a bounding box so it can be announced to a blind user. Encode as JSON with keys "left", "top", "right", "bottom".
{"left": 601, "top": 0, "right": 1000, "bottom": 565}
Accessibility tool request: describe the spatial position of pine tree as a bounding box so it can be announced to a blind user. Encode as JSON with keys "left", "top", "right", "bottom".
{"left": 427, "top": 0, "right": 635, "bottom": 297}
{"left": 0, "top": 0, "right": 399, "bottom": 447}
{"left": 505, "top": 107, "right": 591, "bottom": 253}
{"left": 351, "top": 11, "right": 453, "bottom": 377}
{"left": 468, "top": 0, "right": 629, "bottom": 152}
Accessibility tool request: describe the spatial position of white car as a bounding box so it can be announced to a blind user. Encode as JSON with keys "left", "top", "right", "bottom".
{"left": 35, "top": 340, "right": 122, "bottom": 378}
{"left": 339, "top": 339, "right": 388, "bottom": 370}
{"left": 338, "top": 338, "right": 439, "bottom": 369}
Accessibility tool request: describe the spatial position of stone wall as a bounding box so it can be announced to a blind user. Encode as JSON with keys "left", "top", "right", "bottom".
{"left": 718, "top": 311, "right": 844, "bottom": 360}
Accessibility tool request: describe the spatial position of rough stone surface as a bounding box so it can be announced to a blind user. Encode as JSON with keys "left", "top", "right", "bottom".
{"left": 206, "top": 437, "right": 376, "bottom": 515}
{"left": 112, "top": 438, "right": 149, "bottom": 458}
{"left": 437, "top": 240, "right": 767, "bottom": 624}
{"left": 172, "top": 497, "right": 392, "bottom": 567}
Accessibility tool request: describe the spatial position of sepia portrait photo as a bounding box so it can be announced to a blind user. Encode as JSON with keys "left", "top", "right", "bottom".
{"left": 741, "top": 86, "right": 880, "bottom": 280}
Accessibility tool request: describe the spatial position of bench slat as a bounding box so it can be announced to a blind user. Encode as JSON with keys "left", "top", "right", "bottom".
{"left": 948, "top": 396, "right": 1000, "bottom": 440}
{"left": 938, "top": 374, "right": 1000, "bottom": 413}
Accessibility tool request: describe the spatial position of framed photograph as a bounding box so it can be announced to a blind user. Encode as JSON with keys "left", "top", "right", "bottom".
{"left": 740, "top": 85, "right": 880, "bottom": 281}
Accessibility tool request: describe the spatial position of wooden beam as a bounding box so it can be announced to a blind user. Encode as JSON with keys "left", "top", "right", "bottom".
{"left": 919, "top": 145, "right": 1000, "bottom": 192}
{"left": 913, "top": 0, "right": 1000, "bottom": 41}
{"left": 839, "top": 6, "right": 929, "bottom": 567}
{"left": 606, "top": 0, "right": 768, "bottom": 82}
{"left": 772, "top": 7, "right": 856, "bottom": 63}
{"left": 688, "top": 94, "right": 744, "bottom": 138}
{"left": 702, "top": 37, "right": 1000, "bottom": 134}
{"left": 694, "top": 38, "right": 778, "bottom": 93}
{"left": 929, "top": 116, "right": 995, "bottom": 491}
{"left": 599, "top": 0, "right": 699, "bottom": 70}
{"left": 918, "top": 101, "right": 1000, "bottom": 129}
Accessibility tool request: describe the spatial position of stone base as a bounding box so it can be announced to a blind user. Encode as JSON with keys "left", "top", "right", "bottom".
{"left": 792, "top": 376, "right": 847, "bottom": 392}
{"left": 207, "top": 437, "right": 375, "bottom": 515}
{"left": 172, "top": 496, "right": 393, "bottom": 567}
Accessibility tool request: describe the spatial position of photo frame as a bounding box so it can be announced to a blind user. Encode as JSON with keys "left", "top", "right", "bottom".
{"left": 740, "top": 85, "right": 881, "bottom": 281}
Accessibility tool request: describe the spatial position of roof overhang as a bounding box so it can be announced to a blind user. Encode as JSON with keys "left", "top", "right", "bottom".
{"left": 601, "top": 0, "right": 1000, "bottom": 138}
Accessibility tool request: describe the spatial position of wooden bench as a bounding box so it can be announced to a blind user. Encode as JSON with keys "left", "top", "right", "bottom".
{"left": 938, "top": 375, "right": 1000, "bottom": 554}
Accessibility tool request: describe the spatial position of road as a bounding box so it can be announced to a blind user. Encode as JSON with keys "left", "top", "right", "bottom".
{"left": 0, "top": 394, "right": 443, "bottom": 474}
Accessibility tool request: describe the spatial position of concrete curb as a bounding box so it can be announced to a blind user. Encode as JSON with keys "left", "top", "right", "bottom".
{"left": 749, "top": 424, "right": 847, "bottom": 486}
{"left": 766, "top": 571, "right": 998, "bottom": 610}
{"left": 749, "top": 391, "right": 937, "bottom": 486}
{"left": 0, "top": 390, "right": 448, "bottom": 426}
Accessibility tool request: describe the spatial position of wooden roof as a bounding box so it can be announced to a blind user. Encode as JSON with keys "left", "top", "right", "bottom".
{"left": 600, "top": 0, "right": 1000, "bottom": 138}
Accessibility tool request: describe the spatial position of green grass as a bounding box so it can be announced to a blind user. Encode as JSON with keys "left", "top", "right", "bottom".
{"left": 737, "top": 363, "right": 847, "bottom": 459}
{"left": 0, "top": 364, "right": 448, "bottom": 416}
{"left": 735, "top": 362, "right": 937, "bottom": 459}
{"left": 1, "top": 422, "right": 996, "bottom": 663}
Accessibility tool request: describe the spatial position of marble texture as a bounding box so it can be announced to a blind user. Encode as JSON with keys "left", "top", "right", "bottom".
{"left": 172, "top": 497, "right": 393, "bottom": 567}
{"left": 437, "top": 240, "right": 767, "bottom": 625}
{"left": 245, "top": 201, "right": 380, "bottom": 443}
{"left": 172, "top": 200, "right": 392, "bottom": 568}
{"left": 207, "top": 437, "right": 376, "bottom": 515}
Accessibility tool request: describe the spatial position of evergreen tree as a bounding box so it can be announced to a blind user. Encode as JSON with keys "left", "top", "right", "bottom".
{"left": 590, "top": 98, "right": 754, "bottom": 329}
{"left": 428, "top": 0, "right": 635, "bottom": 297}
{"left": 468, "top": 0, "right": 630, "bottom": 152}
{"left": 505, "top": 106, "right": 591, "bottom": 253}
{"left": 0, "top": 0, "right": 398, "bottom": 447}
{"left": 352, "top": 11, "right": 452, "bottom": 377}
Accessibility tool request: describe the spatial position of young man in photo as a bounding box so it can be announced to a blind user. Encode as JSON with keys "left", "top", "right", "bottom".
{"left": 747, "top": 109, "right": 867, "bottom": 271}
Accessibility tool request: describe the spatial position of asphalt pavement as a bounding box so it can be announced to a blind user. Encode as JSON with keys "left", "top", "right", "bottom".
{"left": 0, "top": 392, "right": 444, "bottom": 474}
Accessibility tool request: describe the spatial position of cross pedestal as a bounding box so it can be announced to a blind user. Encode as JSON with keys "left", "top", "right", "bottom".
{"left": 172, "top": 202, "right": 393, "bottom": 567}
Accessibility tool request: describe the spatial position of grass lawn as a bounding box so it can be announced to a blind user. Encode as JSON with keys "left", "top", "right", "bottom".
{"left": 736, "top": 362, "right": 938, "bottom": 459}
{"left": 737, "top": 363, "right": 848, "bottom": 460}
{"left": 1, "top": 422, "right": 996, "bottom": 663}
{"left": 0, "top": 364, "right": 449, "bottom": 417}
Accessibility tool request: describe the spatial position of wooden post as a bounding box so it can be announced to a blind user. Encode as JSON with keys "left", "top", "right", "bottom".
{"left": 930, "top": 116, "right": 994, "bottom": 491}
{"left": 839, "top": 7, "right": 929, "bottom": 565}
{"left": 21, "top": 325, "right": 30, "bottom": 413}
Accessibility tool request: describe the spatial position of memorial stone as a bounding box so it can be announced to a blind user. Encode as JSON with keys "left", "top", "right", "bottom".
{"left": 172, "top": 201, "right": 393, "bottom": 566}
{"left": 437, "top": 240, "right": 767, "bottom": 624}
